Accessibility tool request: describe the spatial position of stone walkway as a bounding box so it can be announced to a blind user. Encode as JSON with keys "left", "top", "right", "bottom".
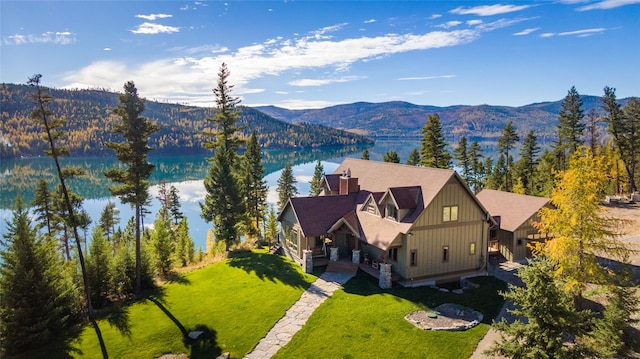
{"left": 244, "top": 271, "right": 354, "bottom": 359}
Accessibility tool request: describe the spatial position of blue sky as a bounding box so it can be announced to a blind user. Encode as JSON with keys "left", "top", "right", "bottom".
{"left": 1, "top": 1, "right": 639, "bottom": 109}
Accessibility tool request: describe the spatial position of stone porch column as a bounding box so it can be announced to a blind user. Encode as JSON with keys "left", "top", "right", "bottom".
{"left": 330, "top": 247, "right": 339, "bottom": 262}
{"left": 302, "top": 250, "right": 313, "bottom": 273}
{"left": 379, "top": 263, "right": 392, "bottom": 289}
{"left": 352, "top": 249, "right": 361, "bottom": 264}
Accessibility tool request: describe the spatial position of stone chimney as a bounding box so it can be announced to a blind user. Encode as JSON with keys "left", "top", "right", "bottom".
{"left": 339, "top": 168, "right": 359, "bottom": 195}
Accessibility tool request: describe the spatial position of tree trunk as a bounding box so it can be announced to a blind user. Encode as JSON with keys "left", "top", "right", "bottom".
{"left": 135, "top": 204, "right": 142, "bottom": 295}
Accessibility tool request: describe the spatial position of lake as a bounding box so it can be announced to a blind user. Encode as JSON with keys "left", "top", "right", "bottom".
{"left": 0, "top": 139, "right": 498, "bottom": 251}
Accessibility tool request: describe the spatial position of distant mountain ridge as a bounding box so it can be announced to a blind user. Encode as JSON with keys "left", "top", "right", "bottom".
{"left": 254, "top": 95, "right": 631, "bottom": 143}
{"left": 0, "top": 84, "right": 373, "bottom": 159}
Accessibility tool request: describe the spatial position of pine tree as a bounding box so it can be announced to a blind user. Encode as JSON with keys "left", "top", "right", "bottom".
{"left": 174, "top": 217, "right": 194, "bottom": 267}
{"left": 603, "top": 87, "right": 639, "bottom": 194}
{"left": 99, "top": 200, "right": 120, "bottom": 243}
{"left": 361, "top": 149, "right": 370, "bottom": 160}
{"left": 406, "top": 148, "right": 420, "bottom": 166}
{"left": 241, "top": 131, "right": 268, "bottom": 236}
{"left": 497, "top": 122, "right": 519, "bottom": 192}
{"left": 31, "top": 178, "right": 55, "bottom": 236}
{"left": 486, "top": 259, "right": 589, "bottom": 358}
{"left": 104, "top": 81, "right": 159, "bottom": 295}
{"left": 86, "top": 226, "right": 112, "bottom": 308}
{"left": 277, "top": 163, "right": 298, "bottom": 209}
{"left": 27, "top": 74, "right": 94, "bottom": 317}
{"left": 201, "top": 63, "right": 246, "bottom": 252}
{"left": 453, "top": 136, "right": 471, "bottom": 185}
{"left": 556, "top": 86, "right": 585, "bottom": 170}
{"left": 309, "top": 160, "right": 324, "bottom": 196}
{"left": 383, "top": 150, "right": 400, "bottom": 163}
{"left": 0, "top": 199, "right": 80, "bottom": 354}
{"left": 419, "top": 113, "right": 451, "bottom": 169}
{"left": 486, "top": 155, "right": 506, "bottom": 190}
{"left": 168, "top": 185, "right": 183, "bottom": 225}
{"left": 468, "top": 141, "right": 484, "bottom": 193}
{"left": 264, "top": 205, "right": 279, "bottom": 246}
{"left": 585, "top": 108, "right": 601, "bottom": 154}
{"left": 152, "top": 208, "right": 174, "bottom": 275}
{"left": 514, "top": 130, "right": 540, "bottom": 194}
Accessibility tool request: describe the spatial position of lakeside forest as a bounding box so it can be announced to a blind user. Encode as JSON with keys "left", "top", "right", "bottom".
{"left": 1, "top": 65, "right": 639, "bottom": 359}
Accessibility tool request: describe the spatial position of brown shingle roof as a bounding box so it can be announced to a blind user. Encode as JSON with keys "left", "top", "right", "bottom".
{"left": 386, "top": 186, "right": 421, "bottom": 209}
{"left": 322, "top": 174, "right": 341, "bottom": 192}
{"left": 476, "top": 189, "right": 549, "bottom": 232}
{"left": 286, "top": 194, "right": 359, "bottom": 237}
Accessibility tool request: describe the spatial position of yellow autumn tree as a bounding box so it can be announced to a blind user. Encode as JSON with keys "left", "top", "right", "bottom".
{"left": 532, "top": 147, "right": 631, "bottom": 306}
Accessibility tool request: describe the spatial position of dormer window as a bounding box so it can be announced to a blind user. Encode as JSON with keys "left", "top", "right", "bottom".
{"left": 367, "top": 202, "right": 376, "bottom": 214}
{"left": 386, "top": 202, "right": 398, "bottom": 221}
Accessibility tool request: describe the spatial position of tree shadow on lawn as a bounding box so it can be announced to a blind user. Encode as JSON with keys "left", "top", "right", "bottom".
{"left": 147, "top": 294, "right": 222, "bottom": 358}
{"left": 227, "top": 250, "right": 311, "bottom": 289}
{"left": 342, "top": 274, "right": 507, "bottom": 324}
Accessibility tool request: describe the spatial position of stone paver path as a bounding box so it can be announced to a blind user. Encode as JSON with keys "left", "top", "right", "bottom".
{"left": 244, "top": 271, "right": 354, "bottom": 359}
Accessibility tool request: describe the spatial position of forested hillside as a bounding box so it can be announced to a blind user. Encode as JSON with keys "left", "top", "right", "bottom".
{"left": 255, "top": 96, "right": 629, "bottom": 142}
{"left": 0, "top": 84, "right": 373, "bottom": 159}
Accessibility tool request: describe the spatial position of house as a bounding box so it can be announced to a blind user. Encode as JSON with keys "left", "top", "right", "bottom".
{"left": 278, "top": 158, "right": 493, "bottom": 288}
{"left": 476, "top": 189, "right": 551, "bottom": 262}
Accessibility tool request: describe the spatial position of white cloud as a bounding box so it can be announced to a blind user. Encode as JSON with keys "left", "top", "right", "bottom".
{"left": 288, "top": 75, "right": 366, "bottom": 87}
{"left": 275, "top": 99, "right": 338, "bottom": 110}
{"left": 2, "top": 31, "right": 76, "bottom": 45}
{"left": 275, "top": 91, "right": 288, "bottom": 95}
{"left": 540, "top": 32, "right": 556, "bottom": 38}
{"left": 429, "top": 14, "right": 442, "bottom": 19}
{"left": 437, "top": 21, "right": 463, "bottom": 29}
{"left": 577, "top": 0, "right": 640, "bottom": 10}
{"left": 558, "top": 28, "right": 606, "bottom": 36}
{"left": 131, "top": 22, "right": 180, "bottom": 35}
{"left": 63, "top": 18, "right": 523, "bottom": 107}
{"left": 467, "top": 19, "right": 483, "bottom": 26}
{"left": 136, "top": 13, "right": 173, "bottom": 21}
{"left": 364, "top": 19, "right": 376, "bottom": 23}
{"left": 397, "top": 75, "right": 455, "bottom": 81}
{"left": 450, "top": 4, "right": 531, "bottom": 16}
{"left": 513, "top": 27, "right": 540, "bottom": 36}
{"left": 103, "top": 47, "right": 112, "bottom": 51}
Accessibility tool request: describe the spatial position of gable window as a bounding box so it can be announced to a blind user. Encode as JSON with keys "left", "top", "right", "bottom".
{"left": 386, "top": 202, "right": 398, "bottom": 221}
{"left": 442, "top": 246, "right": 449, "bottom": 262}
{"left": 388, "top": 247, "right": 398, "bottom": 262}
{"left": 410, "top": 250, "right": 417, "bottom": 266}
{"left": 469, "top": 242, "right": 476, "bottom": 255}
{"left": 443, "top": 205, "right": 459, "bottom": 222}
{"left": 367, "top": 201, "right": 376, "bottom": 214}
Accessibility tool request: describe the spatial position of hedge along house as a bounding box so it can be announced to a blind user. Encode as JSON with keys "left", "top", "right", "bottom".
{"left": 476, "top": 189, "right": 551, "bottom": 262}
{"left": 278, "top": 158, "right": 493, "bottom": 288}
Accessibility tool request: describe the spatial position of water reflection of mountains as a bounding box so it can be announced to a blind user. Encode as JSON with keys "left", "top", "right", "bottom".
{"left": 0, "top": 145, "right": 370, "bottom": 209}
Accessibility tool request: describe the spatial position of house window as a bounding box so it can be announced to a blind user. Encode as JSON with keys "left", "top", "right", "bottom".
{"left": 284, "top": 226, "right": 298, "bottom": 251}
{"left": 443, "top": 206, "right": 459, "bottom": 222}
{"left": 386, "top": 203, "right": 398, "bottom": 221}
{"left": 410, "top": 250, "right": 417, "bottom": 266}
{"left": 469, "top": 242, "right": 476, "bottom": 255}
{"left": 388, "top": 248, "right": 398, "bottom": 261}
{"left": 442, "top": 246, "right": 449, "bottom": 262}
{"left": 517, "top": 238, "right": 523, "bottom": 246}
{"left": 367, "top": 201, "right": 376, "bottom": 214}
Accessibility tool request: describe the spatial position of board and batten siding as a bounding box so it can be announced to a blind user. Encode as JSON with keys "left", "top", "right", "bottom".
{"left": 279, "top": 207, "right": 304, "bottom": 261}
{"left": 399, "top": 179, "right": 488, "bottom": 280}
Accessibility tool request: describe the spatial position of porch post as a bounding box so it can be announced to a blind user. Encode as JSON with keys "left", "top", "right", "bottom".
{"left": 352, "top": 249, "right": 360, "bottom": 264}
{"left": 330, "top": 247, "right": 339, "bottom": 262}
{"left": 379, "top": 263, "right": 392, "bottom": 289}
{"left": 302, "top": 250, "right": 313, "bottom": 273}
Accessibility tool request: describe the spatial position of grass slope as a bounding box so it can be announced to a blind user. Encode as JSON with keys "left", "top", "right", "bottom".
{"left": 71, "top": 250, "right": 316, "bottom": 359}
{"left": 274, "top": 275, "right": 506, "bottom": 359}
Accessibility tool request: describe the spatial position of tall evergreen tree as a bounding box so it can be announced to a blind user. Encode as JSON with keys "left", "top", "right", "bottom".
{"left": 152, "top": 208, "right": 174, "bottom": 275}
{"left": 468, "top": 141, "right": 484, "bottom": 193}
{"left": 309, "top": 160, "right": 324, "bottom": 196}
{"left": 168, "top": 185, "right": 183, "bottom": 225}
{"left": 406, "top": 148, "right": 420, "bottom": 166}
{"left": 514, "top": 130, "right": 540, "bottom": 195}
{"left": 383, "top": 150, "right": 400, "bottom": 163}
{"left": 242, "top": 131, "right": 268, "bottom": 235}
{"left": 27, "top": 74, "right": 94, "bottom": 317}
{"left": 99, "top": 200, "right": 120, "bottom": 243}
{"left": 419, "top": 113, "right": 451, "bottom": 169}
{"left": 86, "top": 226, "right": 112, "bottom": 308}
{"left": 174, "top": 217, "right": 194, "bottom": 267}
{"left": 454, "top": 136, "right": 471, "bottom": 184}
{"left": 487, "top": 155, "right": 506, "bottom": 190}
{"left": 0, "top": 199, "right": 80, "bottom": 354}
{"left": 201, "top": 63, "right": 246, "bottom": 251}
{"left": 497, "top": 122, "right": 519, "bottom": 192}
{"left": 104, "top": 80, "right": 159, "bottom": 295}
{"left": 264, "top": 205, "right": 279, "bottom": 246}
{"left": 603, "top": 87, "right": 639, "bottom": 194}
{"left": 361, "top": 149, "right": 370, "bottom": 160}
{"left": 556, "top": 86, "right": 585, "bottom": 170}
{"left": 277, "top": 163, "right": 298, "bottom": 209}
{"left": 31, "top": 178, "right": 55, "bottom": 236}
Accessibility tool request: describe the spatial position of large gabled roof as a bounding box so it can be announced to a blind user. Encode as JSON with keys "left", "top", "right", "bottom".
{"left": 280, "top": 193, "right": 361, "bottom": 238}
{"left": 476, "top": 189, "right": 550, "bottom": 232}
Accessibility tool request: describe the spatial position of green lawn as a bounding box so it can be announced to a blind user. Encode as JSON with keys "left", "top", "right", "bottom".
{"left": 274, "top": 275, "right": 507, "bottom": 359}
{"left": 70, "top": 249, "right": 317, "bottom": 359}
